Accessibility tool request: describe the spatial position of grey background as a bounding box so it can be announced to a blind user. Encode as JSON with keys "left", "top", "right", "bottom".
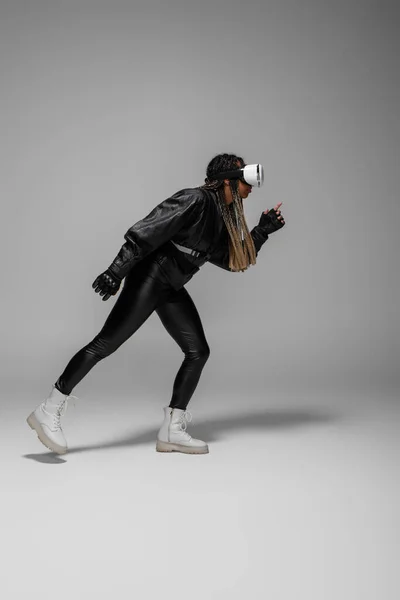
{"left": 1, "top": 1, "right": 399, "bottom": 599}
{"left": 1, "top": 0, "right": 398, "bottom": 395}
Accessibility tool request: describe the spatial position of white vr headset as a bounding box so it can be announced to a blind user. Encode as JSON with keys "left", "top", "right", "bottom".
{"left": 213, "top": 164, "right": 264, "bottom": 188}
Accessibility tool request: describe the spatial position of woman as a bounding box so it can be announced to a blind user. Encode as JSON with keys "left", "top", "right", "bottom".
{"left": 27, "top": 153, "right": 285, "bottom": 456}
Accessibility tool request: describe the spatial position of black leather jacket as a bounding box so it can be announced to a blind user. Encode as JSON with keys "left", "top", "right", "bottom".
{"left": 109, "top": 186, "right": 271, "bottom": 290}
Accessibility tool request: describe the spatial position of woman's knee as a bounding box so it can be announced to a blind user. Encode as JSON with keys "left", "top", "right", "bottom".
{"left": 190, "top": 343, "right": 210, "bottom": 363}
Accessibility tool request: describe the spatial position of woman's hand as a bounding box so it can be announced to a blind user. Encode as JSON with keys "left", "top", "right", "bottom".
{"left": 264, "top": 202, "right": 285, "bottom": 224}
{"left": 92, "top": 268, "right": 122, "bottom": 301}
{"left": 258, "top": 201, "right": 285, "bottom": 234}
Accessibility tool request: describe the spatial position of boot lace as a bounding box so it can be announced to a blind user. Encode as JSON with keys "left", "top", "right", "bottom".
{"left": 44, "top": 394, "right": 80, "bottom": 430}
{"left": 178, "top": 410, "right": 192, "bottom": 432}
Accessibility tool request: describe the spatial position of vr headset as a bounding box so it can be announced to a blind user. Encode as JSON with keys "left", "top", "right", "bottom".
{"left": 213, "top": 164, "right": 264, "bottom": 188}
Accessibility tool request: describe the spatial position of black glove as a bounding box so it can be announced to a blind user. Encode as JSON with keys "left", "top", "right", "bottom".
{"left": 92, "top": 268, "right": 122, "bottom": 301}
{"left": 257, "top": 208, "right": 285, "bottom": 235}
{"left": 92, "top": 239, "right": 140, "bottom": 301}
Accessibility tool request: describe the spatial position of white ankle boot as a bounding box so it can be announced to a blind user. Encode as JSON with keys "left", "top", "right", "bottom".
{"left": 27, "top": 385, "right": 79, "bottom": 454}
{"left": 156, "top": 406, "right": 209, "bottom": 454}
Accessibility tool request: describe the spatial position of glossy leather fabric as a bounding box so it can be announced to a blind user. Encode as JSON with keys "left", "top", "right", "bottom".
{"left": 109, "top": 187, "right": 271, "bottom": 288}
{"left": 54, "top": 189, "right": 273, "bottom": 405}
{"left": 55, "top": 256, "right": 210, "bottom": 409}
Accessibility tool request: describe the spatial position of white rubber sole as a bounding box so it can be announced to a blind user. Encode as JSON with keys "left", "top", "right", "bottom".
{"left": 27, "top": 412, "right": 68, "bottom": 455}
{"left": 156, "top": 439, "right": 209, "bottom": 454}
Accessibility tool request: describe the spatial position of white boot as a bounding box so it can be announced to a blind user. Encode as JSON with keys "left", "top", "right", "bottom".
{"left": 156, "top": 406, "right": 209, "bottom": 454}
{"left": 27, "top": 385, "right": 79, "bottom": 455}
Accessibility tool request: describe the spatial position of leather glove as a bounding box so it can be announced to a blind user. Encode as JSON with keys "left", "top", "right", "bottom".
{"left": 92, "top": 268, "right": 122, "bottom": 301}
{"left": 257, "top": 208, "right": 285, "bottom": 235}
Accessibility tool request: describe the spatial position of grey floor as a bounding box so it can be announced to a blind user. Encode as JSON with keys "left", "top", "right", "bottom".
{"left": 2, "top": 383, "right": 398, "bottom": 600}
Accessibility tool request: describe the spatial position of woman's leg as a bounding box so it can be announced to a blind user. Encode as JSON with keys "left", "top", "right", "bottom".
{"left": 54, "top": 261, "right": 171, "bottom": 395}
{"left": 155, "top": 286, "right": 210, "bottom": 410}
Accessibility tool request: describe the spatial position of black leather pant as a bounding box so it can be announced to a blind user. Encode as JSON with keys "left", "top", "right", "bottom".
{"left": 54, "top": 257, "right": 210, "bottom": 410}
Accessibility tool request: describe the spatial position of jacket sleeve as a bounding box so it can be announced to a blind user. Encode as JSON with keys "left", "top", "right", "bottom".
{"left": 207, "top": 216, "right": 270, "bottom": 272}
{"left": 108, "top": 189, "right": 203, "bottom": 279}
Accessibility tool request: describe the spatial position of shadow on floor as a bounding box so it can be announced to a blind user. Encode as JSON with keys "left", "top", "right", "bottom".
{"left": 22, "top": 405, "right": 340, "bottom": 463}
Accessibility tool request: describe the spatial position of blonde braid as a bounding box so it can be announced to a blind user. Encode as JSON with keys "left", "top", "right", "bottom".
{"left": 215, "top": 183, "right": 257, "bottom": 272}
{"left": 201, "top": 153, "right": 257, "bottom": 272}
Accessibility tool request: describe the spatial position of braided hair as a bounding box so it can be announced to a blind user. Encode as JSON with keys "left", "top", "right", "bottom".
{"left": 200, "top": 153, "right": 257, "bottom": 272}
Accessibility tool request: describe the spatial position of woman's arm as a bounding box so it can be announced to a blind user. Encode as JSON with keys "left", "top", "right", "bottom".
{"left": 208, "top": 206, "right": 285, "bottom": 272}
{"left": 207, "top": 223, "right": 269, "bottom": 272}
{"left": 108, "top": 189, "right": 204, "bottom": 280}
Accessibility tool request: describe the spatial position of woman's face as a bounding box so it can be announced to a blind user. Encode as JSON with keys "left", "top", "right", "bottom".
{"left": 222, "top": 178, "right": 252, "bottom": 203}
{"left": 236, "top": 160, "right": 252, "bottom": 199}
{"left": 237, "top": 178, "right": 252, "bottom": 199}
